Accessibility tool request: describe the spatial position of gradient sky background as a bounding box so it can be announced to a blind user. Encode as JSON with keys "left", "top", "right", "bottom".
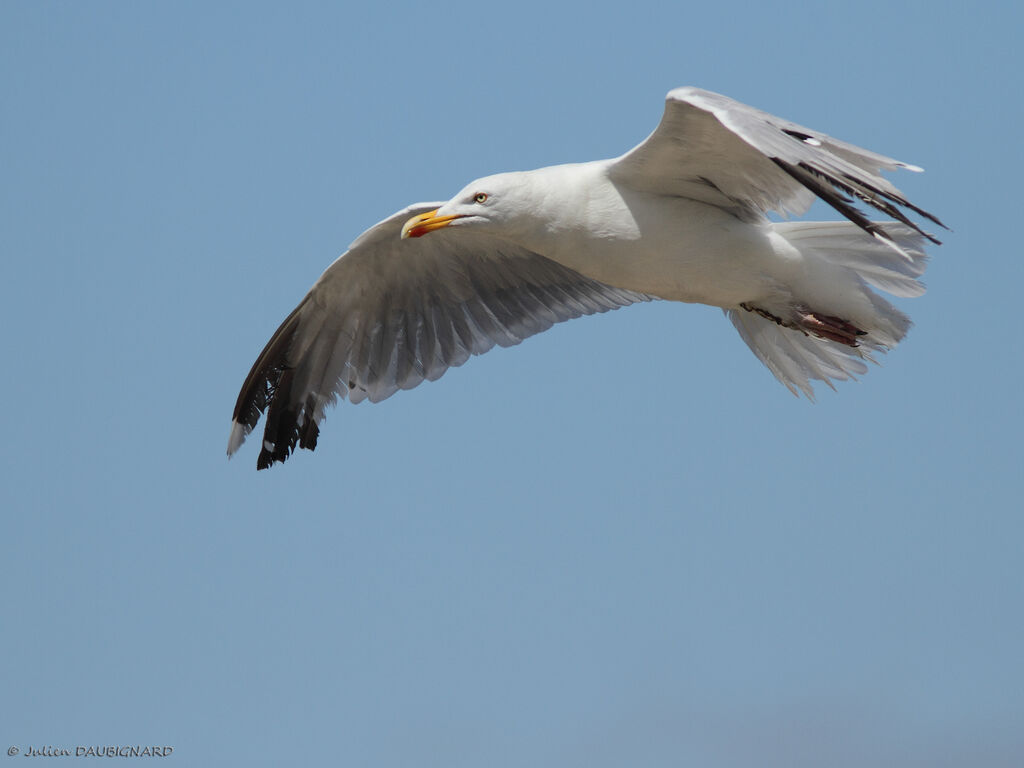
{"left": 2, "top": 2, "right": 1022, "bottom": 766}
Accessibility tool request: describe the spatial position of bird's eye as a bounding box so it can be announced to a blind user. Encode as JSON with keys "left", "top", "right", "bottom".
{"left": 473, "top": 193, "right": 488, "bottom": 204}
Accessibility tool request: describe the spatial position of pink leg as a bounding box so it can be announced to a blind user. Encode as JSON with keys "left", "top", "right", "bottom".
{"left": 797, "top": 312, "right": 866, "bottom": 347}
{"left": 740, "top": 303, "right": 867, "bottom": 347}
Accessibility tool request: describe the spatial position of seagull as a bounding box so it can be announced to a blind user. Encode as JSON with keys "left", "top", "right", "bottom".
{"left": 228, "top": 87, "right": 943, "bottom": 469}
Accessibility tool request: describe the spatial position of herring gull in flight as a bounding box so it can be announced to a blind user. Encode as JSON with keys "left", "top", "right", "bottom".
{"left": 228, "top": 87, "right": 943, "bottom": 469}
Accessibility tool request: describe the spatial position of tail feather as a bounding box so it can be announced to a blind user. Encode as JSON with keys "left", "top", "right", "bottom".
{"left": 777, "top": 221, "right": 929, "bottom": 297}
{"left": 728, "top": 307, "right": 871, "bottom": 399}
{"left": 730, "top": 221, "right": 929, "bottom": 398}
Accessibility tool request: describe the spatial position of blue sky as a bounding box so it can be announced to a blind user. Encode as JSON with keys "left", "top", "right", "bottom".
{"left": 2, "top": 1, "right": 1021, "bottom": 766}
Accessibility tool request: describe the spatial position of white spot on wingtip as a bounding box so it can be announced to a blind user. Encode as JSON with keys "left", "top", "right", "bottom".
{"left": 227, "top": 421, "right": 248, "bottom": 456}
{"left": 901, "top": 162, "right": 924, "bottom": 172}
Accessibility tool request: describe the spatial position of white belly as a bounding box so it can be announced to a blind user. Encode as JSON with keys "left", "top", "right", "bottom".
{"left": 531, "top": 189, "right": 797, "bottom": 308}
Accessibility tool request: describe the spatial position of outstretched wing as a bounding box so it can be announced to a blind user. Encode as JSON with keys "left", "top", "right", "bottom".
{"left": 609, "top": 87, "right": 944, "bottom": 251}
{"left": 228, "top": 203, "right": 650, "bottom": 469}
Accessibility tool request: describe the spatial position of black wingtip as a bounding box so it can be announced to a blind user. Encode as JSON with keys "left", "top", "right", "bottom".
{"left": 770, "top": 157, "right": 943, "bottom": 249}
{"left": 230, "top": 299, "right": 314, "bottom": 470}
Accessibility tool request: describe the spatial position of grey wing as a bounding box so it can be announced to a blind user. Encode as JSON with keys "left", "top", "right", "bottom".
{"left": 608, "top": 87, "right": 944, "bottom": 249}
{"left": 228, "top": 203, "right": 650, "bottom": 469}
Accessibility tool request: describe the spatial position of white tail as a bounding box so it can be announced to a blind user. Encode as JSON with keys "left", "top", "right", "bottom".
{"left": 727, "top": 221, "right": 929, "bottom": 399}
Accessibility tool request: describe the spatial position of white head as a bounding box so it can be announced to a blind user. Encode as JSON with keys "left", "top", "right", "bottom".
{"left": 400, "top": 171, "right": 551, "bottom": 241}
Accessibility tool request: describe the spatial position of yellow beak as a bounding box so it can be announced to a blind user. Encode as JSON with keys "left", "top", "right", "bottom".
{"left": 400, "top": 209, "right": 465, "bottom": 239}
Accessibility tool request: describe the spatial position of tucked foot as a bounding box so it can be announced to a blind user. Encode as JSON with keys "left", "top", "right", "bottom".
{"left": 797, "top": 311, "right": 866, "bottom": 347}
{"left": 739, "top": 303, "right": 866, "bottom": 348}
